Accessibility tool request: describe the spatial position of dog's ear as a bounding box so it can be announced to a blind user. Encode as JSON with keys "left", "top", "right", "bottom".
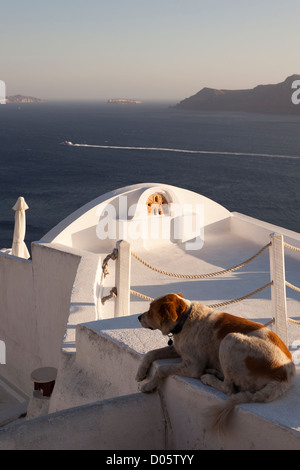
{"left": 159, "top": 294, "right": 186, "bottom": 323}
{"left": 177, "top": 292, "right": 184, "bottom": 298}
{"left": 160, "top": 300, "right": 178, "bottom": 322}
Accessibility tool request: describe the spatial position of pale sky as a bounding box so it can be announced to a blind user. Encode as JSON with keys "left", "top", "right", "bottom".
{"left": 1, "top": 0, "right": 299, "bottom": 101}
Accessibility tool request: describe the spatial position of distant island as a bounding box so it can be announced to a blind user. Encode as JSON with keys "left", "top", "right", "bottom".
{"left": 174, "top": 75, "right": 300, "bottom": 114}
{"left": 6, "top": 95, "right": 44, "bottom": 104}
{"left": 107, "top": 98, "right": 142, "bottom": 105}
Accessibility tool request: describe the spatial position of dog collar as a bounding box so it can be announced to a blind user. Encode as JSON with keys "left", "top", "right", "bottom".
{"left": 167, "top": 305, "right": 192, "bottom": 346}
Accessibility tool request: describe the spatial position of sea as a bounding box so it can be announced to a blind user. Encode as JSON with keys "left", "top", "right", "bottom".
{"left": 1, "top": 101, "right": 300, "bottom": 250}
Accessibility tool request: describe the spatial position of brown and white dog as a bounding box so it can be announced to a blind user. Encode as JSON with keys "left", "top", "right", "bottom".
{"left": 136, "top": 293, "right": 295, "bottom": 433}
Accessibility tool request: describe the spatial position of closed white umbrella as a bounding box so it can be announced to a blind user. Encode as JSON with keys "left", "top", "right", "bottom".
{"left": 11, "top": 197, "right": 30, "bottom": 259}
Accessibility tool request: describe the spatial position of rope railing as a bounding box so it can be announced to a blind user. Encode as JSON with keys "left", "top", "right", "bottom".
{"left": 101, "top": 287, "right": 117, "bottom": 305}
{"left": 284, "top": 242, "right": 300, "bottom": 253}
{"left": 130, "top": 289, "right": 153, "bottom": 302}
{"left": 283, "top": 241, "right": 300, "bottom": 325}
{"left": 97, "top": 248, "right": 119, "bottom": 319}
{"left": 283, "top": 243, "right": 300, "bottom": 292}
{"left": 101, "top": 235, "right": 300, "bottom": 341}
{"left": 206, "top": 282, "right": 273, "bottom": 309}
{"left": 130, "top": 243, "right": 273, "bottom": 308}
{"left": 130, "top": 281, "right": 273, "bottom": 309}
{"left": 131, "top": 242, "right": 271, "bottom": 280}
{"left": 102, "top": 248, "right": 118, "bottom": 277}
{"left": 286, "top": 281, "right": 300, "bottom": 293}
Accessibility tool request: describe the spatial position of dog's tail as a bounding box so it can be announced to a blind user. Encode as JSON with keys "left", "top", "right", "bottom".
{"left": 205, "top": 379, "right": 294, "bottom": 436}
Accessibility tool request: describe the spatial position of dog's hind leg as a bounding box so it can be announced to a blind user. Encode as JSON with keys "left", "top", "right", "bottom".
{"left": 201, "top": 373, "right": 235, "bottom": 395}
{"left": 204, "top": 369, "right": 224, "bottom": 380}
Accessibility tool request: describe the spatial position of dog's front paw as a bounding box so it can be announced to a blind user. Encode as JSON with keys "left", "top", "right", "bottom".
{"left": 135, "top": 365, "right": 149, "bottom": 382}
{"left": 140, "top": 380, "right": 158, "bottom": 393}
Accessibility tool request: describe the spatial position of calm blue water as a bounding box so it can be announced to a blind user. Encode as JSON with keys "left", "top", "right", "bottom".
{"left": 1, "top": 101, "right": 300, "bottom": 249}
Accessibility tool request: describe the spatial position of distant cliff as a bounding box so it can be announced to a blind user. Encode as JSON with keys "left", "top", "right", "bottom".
{"left": 174, "top": 75, "right": 300, "bottom": 114}
{"left": 6, "top": 95, "right": 44, "bottom": 104}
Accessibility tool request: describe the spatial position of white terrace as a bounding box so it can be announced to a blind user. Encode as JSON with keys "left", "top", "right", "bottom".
{"left": 0, "top": 183, "right": 300, "bottom": 449}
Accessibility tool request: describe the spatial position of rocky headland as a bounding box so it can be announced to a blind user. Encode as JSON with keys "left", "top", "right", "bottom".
{"left": 174, "top": 75, "right": 300, "bottom": 114}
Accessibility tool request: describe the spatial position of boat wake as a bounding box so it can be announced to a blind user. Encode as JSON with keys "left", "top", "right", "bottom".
{"left": 63, "top": 142, "right": 300, "bottom": 160}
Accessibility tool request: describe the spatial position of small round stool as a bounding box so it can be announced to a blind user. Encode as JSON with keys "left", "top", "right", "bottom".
{"left": 30, "top": 367, "right": 57, "bottom": 397}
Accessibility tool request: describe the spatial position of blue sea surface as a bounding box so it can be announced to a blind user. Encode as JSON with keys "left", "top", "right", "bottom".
{"left": 1, "top": 101, "right": 300, "bottom": 249}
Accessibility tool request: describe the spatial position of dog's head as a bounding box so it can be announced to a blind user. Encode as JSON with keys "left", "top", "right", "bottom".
{"left": 138, "top": 293, "right": 189, "bottom": 335}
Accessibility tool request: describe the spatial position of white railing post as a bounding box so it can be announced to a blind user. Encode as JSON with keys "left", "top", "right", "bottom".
{"left": 115, "top": 240, "right": 131, "bottom": 317}
{"left": 269, "top": 233, "right": 288, "bottom": 344}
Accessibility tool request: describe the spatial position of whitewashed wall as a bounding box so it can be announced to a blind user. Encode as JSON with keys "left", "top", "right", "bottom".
{"left": 0, "top": 244, "right": 81, "bottom": 394}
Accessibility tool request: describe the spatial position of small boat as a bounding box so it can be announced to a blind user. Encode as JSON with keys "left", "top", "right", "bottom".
{"left": 60, "top": 141, "right": 73, "bottom": 146}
